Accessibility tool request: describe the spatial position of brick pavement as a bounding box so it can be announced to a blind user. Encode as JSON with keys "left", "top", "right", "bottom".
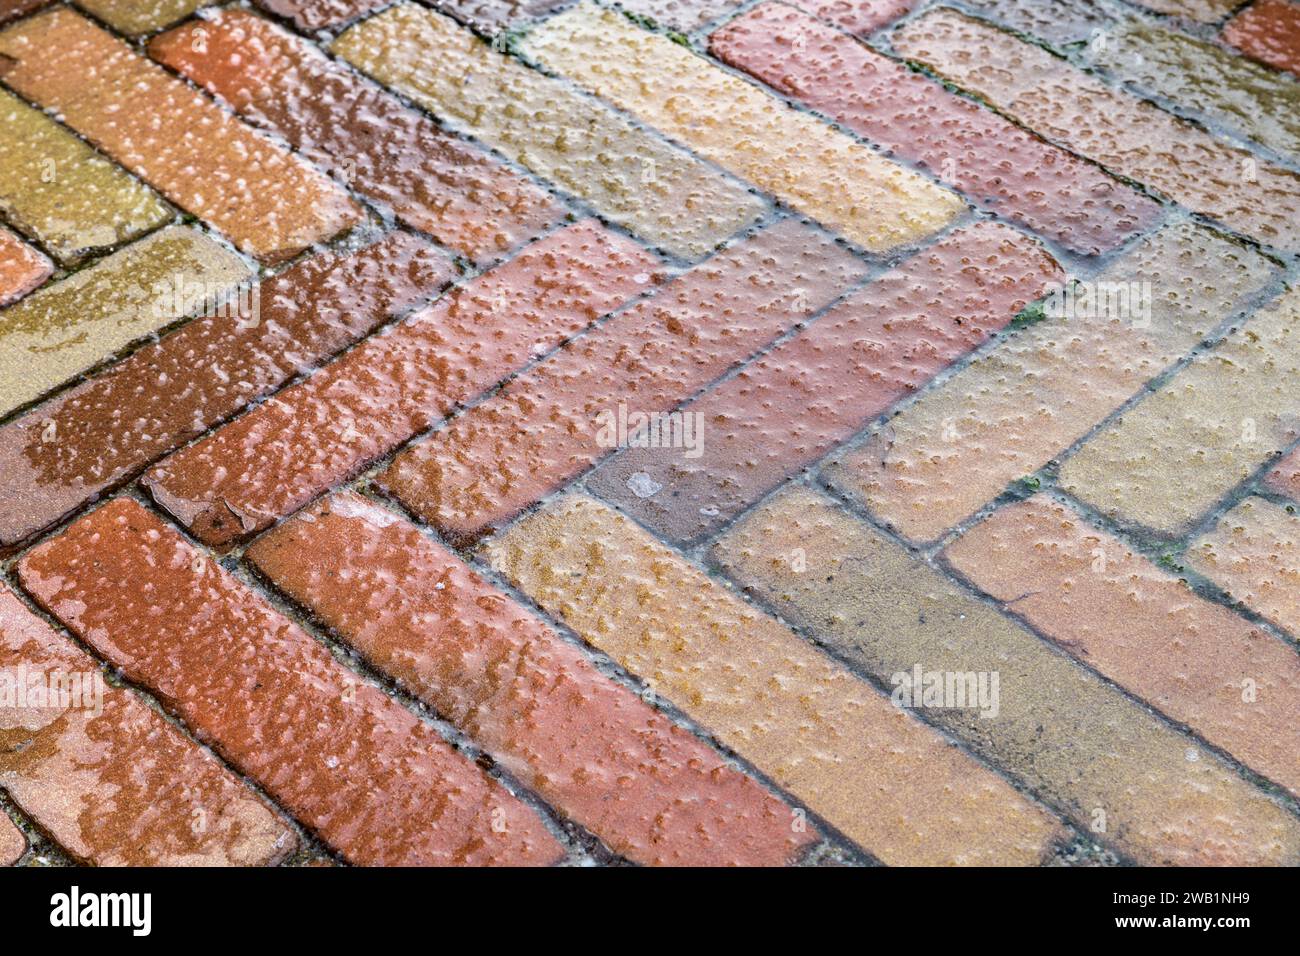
{"left": 0, "top": 0, "right": 1298, "bottom": 867}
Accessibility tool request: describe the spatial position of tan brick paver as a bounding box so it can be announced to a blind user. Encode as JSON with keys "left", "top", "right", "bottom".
{"left": 486, "top": 494, "right": 1067, "bottom": 866}
{"left": 713, "top": 486, "right": 1300, "bottom": 865}
{"left": 825, "top": 221, "right": 1277, "bottom": 544}
{"left": 74, "top": 0, "right": 206, "bottom": 35}
{"left": 1084, "top": 18, "right": 1300, "bottom": 162}
{"left": 0, "top": 225, "right": 251, "bottom": 419}
{"left": 333, "top": 4, "right": 765, "bottom": 259}
{"left": 0, "top": 88, "right": 170, "bottom": 265}
{"left": 522, "top": 2, "right": 963, "bottom": 252}
{"left": 1060, "top": 287, "right": 1300, "bottom": 538}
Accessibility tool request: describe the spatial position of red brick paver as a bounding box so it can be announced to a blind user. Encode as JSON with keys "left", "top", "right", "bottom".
{"left": 1187, "top": 497, "right": 1300, "bottom": 640}
{"left": 0, "top": 8, "right": 360, "bottom": 262}
{"left": 18, "top": 499, "right": 564, "bottom": 866}
{"left": 0, "top": 587, "right": 298, "bottom": 865}
{"left": 711, "top": 4, "right": 1160, "bottom": 256}
{"left": 247, "top": 492, "right": 814, "bottom": 866}
{"left": 379, "top": 218, "right": 866, "bottom": 544}
{"left": 150, "top": 10, "right": 563, "bottom": 262}
{"left": 144, "top": 220, "right": 660, "bottom": 548}
{"left": 585, "top": 220, "right": 1061, "bottom": 544}
{"left": 0, "top": 232, "right": 454, "bottom": 551}
{"left": 1224, "top": 0, "right": 1300, "bottom": 75}
{"left": 891, "top": 7, "right": 1300, "bottom": 252}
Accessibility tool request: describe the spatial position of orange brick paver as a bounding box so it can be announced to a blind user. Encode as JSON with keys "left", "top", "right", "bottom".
{"left": 149, "top": 10, "right": 563, "bottom": 262}
{"left": 2, "top": 0, "right": 1298, "bottom": 870}
{"left": 0, "top": 227, "right": 50, "bottom": 307}
{"left": 0, "top": 8, "right": 360, "bottom": 262}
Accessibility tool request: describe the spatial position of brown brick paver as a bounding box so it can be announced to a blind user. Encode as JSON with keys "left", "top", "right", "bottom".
{"left": 248, "top": 492, "right": 815, "bottom": 866}
{"left": 713, "top": 485, "right": 1300, "bottom": 865}
{"left": 946, "top": 495, "right": 1300, "bottom": 797}
{"left": 150, "top": 10, "right": 563, "bottom": 262}
{"left": 379, "top": 218, "right": 866, "bottom": 544}
{"left": 18, "top": 499, "right": 564, "bottom": 866}
{"left": 891, "top": 8, "right": 1300, "bottom": 252}
{"left": 0, "top": 587, "right": 298, "bottom": 865}
{"left": 711, "top": 4, "right": 1160, "bottom": 256}
{"left": 0, "top": 232, "right": 453, "bottom": 550}
{"left": 0, "top": 0, "right": 47, "bottom": 23}
{"left": 487, "top": 494, "right": 1067, "bottom": 866}
{"left": 585, "top": 220, "right": 1060, "bottom": 545}
{"left": 144, "top": 220, "right": 660, "bottom": 548}
{"left": 1224, "top": 0, "right": 1300, "bottom": 75}
{"left": 0, "top": 8, "right": 360, "bottom": 262}
{"left": 0, "top": 227, "right": 50, "bottom": 307}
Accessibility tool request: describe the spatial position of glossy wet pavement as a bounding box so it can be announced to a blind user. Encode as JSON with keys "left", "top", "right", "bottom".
{"left": 0, "top": 0, "right": 1298, "bottom": 867}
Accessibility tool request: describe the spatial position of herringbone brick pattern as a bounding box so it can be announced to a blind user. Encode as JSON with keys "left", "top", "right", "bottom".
{"left": 0, "top": 0, "right": 1297, "bottom": 867}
